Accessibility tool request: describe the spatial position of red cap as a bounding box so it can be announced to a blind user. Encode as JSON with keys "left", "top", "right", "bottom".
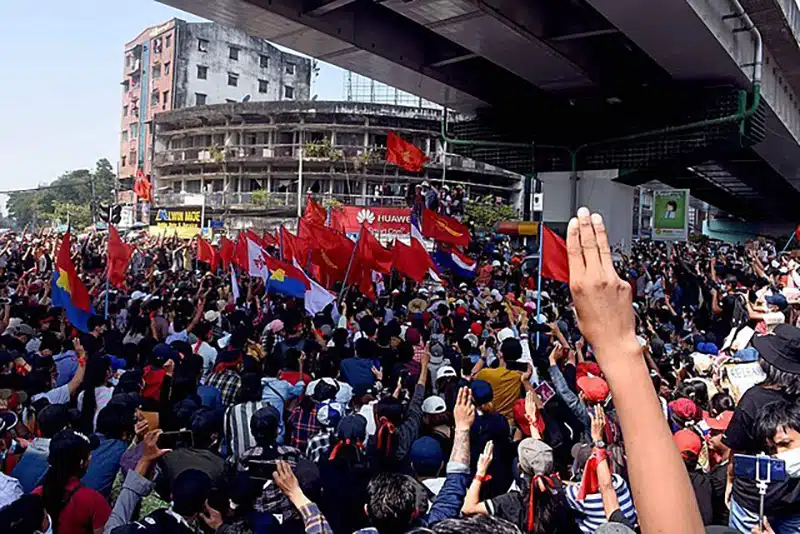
{"left": 455, "top": 307, "right": 467, "bottom": 317}
{"left": 703, "top": 410, "right": 734, "bottom": 431}
{"left": 576, "top": 376, "right": 610, "bottom": 403}
{"left": 470, "top": 322, "right": 483, "bottom": 336}
{"left": 669, "top": 398, "right": 701, "bottom": 422}
{"left": 576, "top": 362, "right": 602, "bottom": 379}
{"left": 673, "top": 429, "right": 703, "bottom": 460}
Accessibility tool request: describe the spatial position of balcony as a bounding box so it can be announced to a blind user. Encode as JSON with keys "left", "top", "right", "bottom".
{"left": 153, "top": 190, "right": 408, "bottom": 209}
{"left": 154, "top": 144, "right": 393, "bottom": 167}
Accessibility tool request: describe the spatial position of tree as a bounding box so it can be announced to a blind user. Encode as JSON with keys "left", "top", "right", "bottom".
{"left": 464, "top": 195, "right": 519, "bottom": 231}
{"left": 7, "top": 158, "right": 116, "bottom": 229}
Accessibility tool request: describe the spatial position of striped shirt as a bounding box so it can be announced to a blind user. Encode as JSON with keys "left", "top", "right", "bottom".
{"left": 565, "top": 474, "right": 637, "bottom": 534}
{"left": 225, "top": 400, "right": 271, "bottom": 460}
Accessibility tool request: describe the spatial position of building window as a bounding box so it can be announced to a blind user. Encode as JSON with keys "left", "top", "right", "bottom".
{"left": 198, "top": 38, "right": 208, "bottom": 52}
{"left": 122, "top": 80, "right": 130, "bottom": 92}
{"left": 131, "top": 123, "right": 139, "bottom": 139}
{"left": 260, "top": 55, "right": 269, "bottom": 68}
{"left": 165, "top": 35, "right": 171, "bottom": 48}
{"left": 121, "top": 155, "right": 127, "bottom": 167}
{"left": 152, "top": 65, "right": 161, "bottom": 79}
{"left": 162, "top": 90, "right": 169, "bottom": 107}
{"left": 284, "top": 85, "right": 294, "bottom": 99}
{"left": 122, "top": 130, "right": 128, "bottom": 142}
{"left": 285, "top": 63, "right": 295, "bottom": 75}
{"left": 197, "top": 65, "right": 208, "bottom": 79}
{"left": 151, "top": 89, "right": 160, "bottom": 106}
{"left": 195, "top": 93, "right": 207, "bottom": 105}
{"left": 229, "top": 46, "right": 240, "bottom": 60}
{"left": 258, "top": 79, "right": 268, "bottom": 93}
{"left": 164, "top": 62, "right": 170, "bottom": 75}
{"left": 228, "top": 72, "right": 239, "bottom": 87}
{"left": 123, "top": 105, "right": 129, "bottom": 116}
{"left": 153, "top": 37, "right": 162, "bottom": 54}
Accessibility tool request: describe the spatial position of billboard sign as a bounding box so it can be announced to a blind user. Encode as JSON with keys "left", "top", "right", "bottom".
{"left": 340, "top": 206, "right": 411, "bottom": 239}
{"left": 149, "top": 206, "right": 202, "bottom": 238}
{"left": 651, "top": 189, "right": 689, "bottom": 241}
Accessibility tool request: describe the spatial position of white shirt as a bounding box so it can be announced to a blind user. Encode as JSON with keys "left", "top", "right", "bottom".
{"left": 77, "top": 386, "right": 115, "bottom": 427}
{"left": 195, "top": 341, "right": 218, "bottom": 379}
{"left": 0, "top": 472, "right": 23, "bottom": 509}
{"left": 32, "top": 384, "right": 71, "bottom": 405}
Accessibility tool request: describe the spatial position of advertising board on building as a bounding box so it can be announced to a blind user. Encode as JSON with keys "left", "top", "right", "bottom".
{"left": 149, "top": 206, "right": 202, "bottom": 238}
{"left": 651, "top": 189, "right": 689, "bottom": 241}
{"left": 340, "top": 206, "right": 411, "bottom": 240}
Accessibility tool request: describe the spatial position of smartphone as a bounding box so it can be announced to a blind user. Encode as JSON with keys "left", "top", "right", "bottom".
{"left": 535, "top": 382, "right": 556, "bottom": 405}
{"left": 734, "top": 454, "right": 787, "bottom": 483}
{"left": 245, "top": 459, "right": 278, "bottom": 481}
{"left": 157, "top": 430, "right": 193, "bottom": 450}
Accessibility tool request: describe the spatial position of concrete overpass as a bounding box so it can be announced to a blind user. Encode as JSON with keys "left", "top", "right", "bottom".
{"left": 159, "top": 0, "right": 800, "bottom": 224}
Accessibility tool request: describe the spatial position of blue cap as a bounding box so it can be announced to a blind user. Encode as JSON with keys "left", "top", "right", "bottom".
{"left": 471, "top": 379, "right": 493, "bottom": 405}
{"left": 336, "top": 414, "right": 367, "bottom": 442}
{"left": 410, "top": 436, "right": 444, "bottom": 476}
{"left": 766, "top": 294, "right": 789, "bottom": 311}
{"left": 152, "top": 343, "right": 176, "bottom": 363}
{"left": 734, "top": 347, "right": 760, "bottom": 362}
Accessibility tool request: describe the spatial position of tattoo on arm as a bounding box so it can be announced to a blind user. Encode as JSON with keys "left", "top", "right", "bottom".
{"left": 450, "top": 429, "right": 470, "bottom": 466}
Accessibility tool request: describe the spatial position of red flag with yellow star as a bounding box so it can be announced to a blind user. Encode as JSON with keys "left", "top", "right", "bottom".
{"left": 386, "top": 131, "right": 428, "bottom": 172}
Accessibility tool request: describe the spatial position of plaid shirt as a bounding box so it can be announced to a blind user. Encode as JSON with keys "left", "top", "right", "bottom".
{"left": 299, "top": 503, "right": 334, "bottom": 534}
{"left": 288, "top": 405, "right": 318, "bottom": 450}
{"left": 305, "top": 429, "right": 333, "bottom": 463}
{"left": 207, "top": 369, "right": 242, "bottom": 407}
{"left": 239, "top": 445, "right": 304, "bottom": 523}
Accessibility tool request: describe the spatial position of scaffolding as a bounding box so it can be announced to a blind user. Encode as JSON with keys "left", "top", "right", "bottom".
{"left": 343, "top": 71, "right": 441, "bottom": 109}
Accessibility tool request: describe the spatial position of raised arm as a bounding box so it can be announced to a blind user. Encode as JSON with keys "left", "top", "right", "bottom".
{"left": 567, "top": 207, "right": 703, "bottom": 534}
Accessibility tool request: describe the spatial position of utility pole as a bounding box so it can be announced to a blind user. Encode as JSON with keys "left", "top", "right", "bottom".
{"left": 89, "top": 173, "right": 97, "bottom": 227}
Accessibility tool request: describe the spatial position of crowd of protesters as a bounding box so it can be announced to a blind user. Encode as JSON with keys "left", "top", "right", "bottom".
{"left": 0, "top": 206, "right": 798, "bottom": 534}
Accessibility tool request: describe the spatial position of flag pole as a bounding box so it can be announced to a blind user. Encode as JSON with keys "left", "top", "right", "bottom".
{"left": 104, "top": 206, "right": 112, "bottom": 319}
{"left": 339, "top": 224, "right": 363, "bottom": 304}
{"left": 536, "top": 222, "right": 544, "bottom": 349}
{"left": 782, "top": 232, "right": 795, "bottom": 253}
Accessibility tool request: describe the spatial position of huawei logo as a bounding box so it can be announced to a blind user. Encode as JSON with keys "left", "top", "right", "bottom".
{"left": 356, "top": 209, "right": 375, "bottom": 225}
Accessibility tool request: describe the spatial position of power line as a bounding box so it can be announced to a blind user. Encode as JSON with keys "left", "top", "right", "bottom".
{"left": 0, "top": 181, "right": 128, "bottom": 196}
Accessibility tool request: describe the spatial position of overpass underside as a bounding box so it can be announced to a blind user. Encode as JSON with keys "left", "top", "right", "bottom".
{"left": 160, "top": 0, "right": 800, "bottom": 222}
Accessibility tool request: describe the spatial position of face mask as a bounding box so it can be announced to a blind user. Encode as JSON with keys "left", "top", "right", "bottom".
{"left": 109, "top": 376, "right": 119, "bottom": 387}
{"left": 776, "top": 447, "right": 800, "bottom": 478}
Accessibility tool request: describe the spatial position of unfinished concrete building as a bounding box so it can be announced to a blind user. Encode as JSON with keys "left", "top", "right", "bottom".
{"left": 152, "top": 101, "right": 523, "bottom": 229}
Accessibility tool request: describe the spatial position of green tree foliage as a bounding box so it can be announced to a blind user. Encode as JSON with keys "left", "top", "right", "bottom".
{"left": 7, "top": 159, "right": 116, "bottom": 229}
{"left": 42, "top": 202, "right": 92, "bottom": 230}
{"left": 464, "top": 195, "right": 519, "bottom": 231}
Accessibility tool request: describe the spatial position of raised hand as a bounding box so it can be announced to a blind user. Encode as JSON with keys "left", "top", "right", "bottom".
{"left": 453, "top": 386, "right": 475, "bottom": 431}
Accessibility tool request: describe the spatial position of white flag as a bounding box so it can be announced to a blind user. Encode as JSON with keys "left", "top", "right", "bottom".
{"left": 230, "top": 267, "right": 240, "bottom": 301}
{"left": 291, "top": 259, "right": 334, "bottom": 315}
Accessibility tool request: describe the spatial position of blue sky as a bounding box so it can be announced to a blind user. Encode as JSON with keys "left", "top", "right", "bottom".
{"left": 0, "top": 0, "right": 345, "bottom": 211}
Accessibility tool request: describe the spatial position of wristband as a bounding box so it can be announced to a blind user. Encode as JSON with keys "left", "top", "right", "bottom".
{"left": 474, "top": 474, "right": 492, "bottom": 483}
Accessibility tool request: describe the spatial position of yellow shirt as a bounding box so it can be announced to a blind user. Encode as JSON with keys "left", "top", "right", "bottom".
{"left": 476, "top": 367, "right": 522, "bottom": 422}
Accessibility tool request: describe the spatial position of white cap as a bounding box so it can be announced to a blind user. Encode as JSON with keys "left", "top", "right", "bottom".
{"left": 130, "top": 291, "right": 147, "bottom": 302}
{"left": 492, "top": 260, "right": 501, "bottom": 267}
{"left": 204, "top": 310, "right": 221, "bottom": 323}
{"left": 422, "top": 395, "right": 447, "bottom": 414}
{"left": 436, "top": 365, "right": 457, "bottom": 382}
{"left": 497, "top": 327, "right": 516, "bottom": 343}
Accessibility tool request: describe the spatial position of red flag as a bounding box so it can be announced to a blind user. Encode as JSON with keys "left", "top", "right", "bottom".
{"left": 301, "top": 220, "right": 353, "bottom": 284}
{"left": 795, "top": 224, "right": 800, "bottom": 242}
{"left": 55, "top": 232, "right": 91, "bottom": 312}
{"left": 421, "top": 208, "right": 471, "bottom": 247}
{"left": 219, "top": 236, "right": 234, "bottom": 269}
{"left": 541, "top": 225, "right": 569, "bottom": 284}
{"left": 262, "top": 231, "right": 278, "bottom": 247}
{"left": 303, "top": 197, "right": 327, "bottom": 226}
{"left": 133, "top": 169, "right": 152, "bottom": 203}
{"left": 107, "top": 226, "right": 132, "bottom": 288}
{"left": 354, "top": 227, "right": 393, "bottom": 274}
{"left": 233, "top": 232, "right": 249, "bottom": 270}
{"left": 197, "top": 237, "right": 219, "bottom": 272}
{"left": 391, "top": 241, "right": 426, "bottom": 283}
{"left": 245, "top": 229, "right": 264, "bottom": 248}
{"left": 386, "top": 132, "right": 428, "bottom": 172}
{"left": 329, "top": 207, "right": 346, "bottom": 234}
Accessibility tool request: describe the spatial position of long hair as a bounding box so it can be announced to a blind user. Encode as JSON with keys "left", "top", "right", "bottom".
{"left": 41, "top": 447, "right": 89, "bottom": 533}
{"left": 760, "top": 359, "right": 800, "bottom": 396}
{"left": 79, "top": 356, "right": 110, "bottom": 434}
{"left": 520, "top": 476, "right": 580, "bottom": 534}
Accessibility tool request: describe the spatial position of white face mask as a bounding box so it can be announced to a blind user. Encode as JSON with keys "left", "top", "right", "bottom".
{"left": 776, "top": 447, "right": 800, "bottom": 478}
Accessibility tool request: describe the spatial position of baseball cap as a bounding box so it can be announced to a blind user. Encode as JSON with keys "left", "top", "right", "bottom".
{"left": 766, "top": 294, "right": 789, "bottom": 311}
{"left": 336, "top": 414, "right": 367, "bottom": 442}
{"left": 669, "top": 398, "right": 701, "bottom": 422}
{"left": 673, "top": 429, "right": 703, "bottom": 460}
{"left": 410, "top": 436, "right": 444, "bottom": 476}
{"left": 518, "top": 438, "right": 553, "bottom": 477}
{"left": 471, "top": 380, "right": 493, "bottom": 405}
{"left": 497, "top": 327, "right": 515, "bottom": 343}
{"left": 422, "top": 396, "right": 447, "bottom": 415}
{"left": 703, "top": 410, "right": 734, "bottom": 432}
{"left": 152, "top": 343, "right": 176, "bottom": 364}
{"left": 435, "top": 365, "right": 457, "bottom": 382}
{"left": 317, "top": 401, "right": 344, "bottom": 428}
{"left": 576, "top": 376, "right": 610, "bottom": 403}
